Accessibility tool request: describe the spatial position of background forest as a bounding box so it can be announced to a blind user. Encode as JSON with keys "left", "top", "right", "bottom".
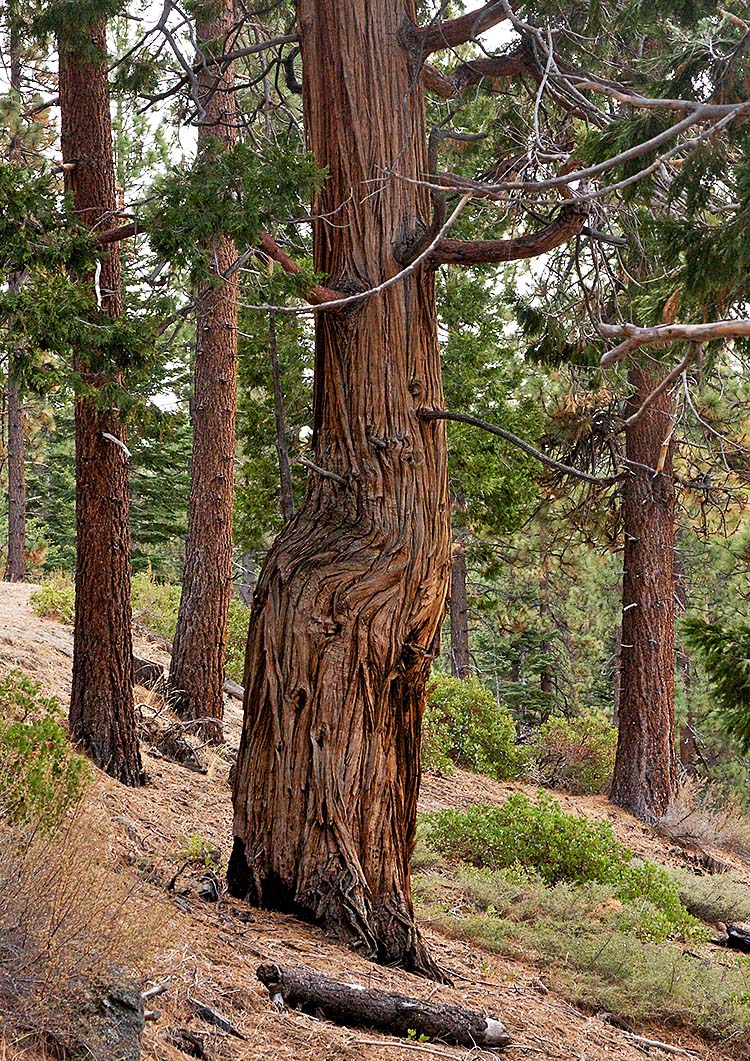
{"left": 6, "top": 0, "right": 750, "bottom": 1058}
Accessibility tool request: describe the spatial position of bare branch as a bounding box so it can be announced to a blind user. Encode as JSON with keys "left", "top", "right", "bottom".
{"left": 418, "top": 408, "right": 622, "bottom": 485}
{"left": 599, "top": 320, "right": 750, "bottom": 366}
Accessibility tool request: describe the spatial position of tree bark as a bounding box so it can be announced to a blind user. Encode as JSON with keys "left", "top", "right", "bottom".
{"left": 256, "top": 963, "right": 510, "bottom": 1047}
{"left": 59, "top": 19, "right": 142, "bottom": 785}
{"left": 610, "top": 364, "right": 677, "bottom": 820}
{"left": 450, "top": 537, "right": 471, "bottom": 679}
{"left": 6, "top": 8, "right": 25, "bottom": 583}
{"left": 6, "top": 379, "right": 25, "bottom": 582}
{"left": 229, "top": 0, "right": 450, "bottom": 979}
{"left": 169, "top": 0, "right": 239, "bottom": 744}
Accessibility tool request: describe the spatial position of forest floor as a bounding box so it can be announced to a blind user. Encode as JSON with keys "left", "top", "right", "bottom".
{"left": 0, "top": 580, "right": 746, "bottom": 1061}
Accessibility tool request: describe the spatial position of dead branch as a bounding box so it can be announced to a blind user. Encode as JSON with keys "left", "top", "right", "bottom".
{"left": 187, "top": 996, "right": 245, "bottom": 1039}
{"left": 599, "top": 320, "right": 750, "bottom": 365}
{"left": 418, "top": 408, "right": 622, "bottom": 485}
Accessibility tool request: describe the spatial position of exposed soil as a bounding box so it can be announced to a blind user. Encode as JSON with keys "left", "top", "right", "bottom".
{"left": 0, "top": 581, "right": 735, "bottom": 1060}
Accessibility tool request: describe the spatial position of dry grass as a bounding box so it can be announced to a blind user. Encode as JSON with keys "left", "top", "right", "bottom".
{"left": 660, "top": 777, "right": 750, "bottom": 860}
{"left": 0, "top": 795, "right": 165, "bottom": 1058}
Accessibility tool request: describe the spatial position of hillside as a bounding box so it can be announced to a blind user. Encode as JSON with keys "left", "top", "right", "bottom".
{"left": 0, "top": 581, "right": 744, "bottom": 1061}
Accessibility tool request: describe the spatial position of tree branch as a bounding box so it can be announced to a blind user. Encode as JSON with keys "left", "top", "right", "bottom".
{"left": 620, "top": 349, "right": 696, "bottom": 431}
{"left": 429, "top": 200, "right": 586, "bottom": 265}
{"left": 599, "top": 320, "right": 750, "bottom": 366}
{"left": 418, "top": 408, "right": 622, "bottom": 485}
{"left": 255, "top": 233, "right": 344, "bottom": 304}
{"left": 95, "top": 222, "right": 346, "bottom": 306}
{"left": 414, "top": 2, "right": 508, "bottom": 55}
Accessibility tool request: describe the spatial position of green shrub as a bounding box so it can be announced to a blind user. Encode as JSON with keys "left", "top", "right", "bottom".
{"left": 422, "top": 675, "right": 519, "bottom": 779}
{"left": 131, "top": 570, "right": 181, "bottom": 639}
{"left": 422, "top": 793, "right": 701, "bottom": 939}
{"left": 0, "top": 670, "right": 89, "bottom": 828}
{"left": 525, "top": 710, "right": 616, "bottom": 795}
{"left": 29, "top": 575, "right": 75, "bottom": 625}
{"left": 225, "top": 598, "right": 249, "bottom": 684}
{"left": 31, "top": 572, "right": 250, "bottom": 686}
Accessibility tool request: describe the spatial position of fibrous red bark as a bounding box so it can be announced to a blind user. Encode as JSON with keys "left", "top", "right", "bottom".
{"left": 610, "top": 364, "right": 678, "bottom": 820}
{"left": 169, "top": 0, "right": 239, "bottom": 743}
{"left": 229, "top": 0, "right": 450, "bottom": 978}
{"left": 6, "top": 378, "right": 25, "bottom": 583}
{"left": 6, "top": 10, "right": 25, "bottom": 584}
{"left": 59, "top": 19, "right": 142, "bottom": 785}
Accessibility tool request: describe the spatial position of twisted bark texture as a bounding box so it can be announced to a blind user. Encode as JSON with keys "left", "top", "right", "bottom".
{"left": 229, "top": 0, "right": 450, "bottom": 977}
{"left": 610, "top": 364, "right": 677, "bottom": 820}
{"left": 170, "top": 0, "right": 239, "bottom": 742}
{"left": 59, "top": 21, "right": 142, "bottom": 784}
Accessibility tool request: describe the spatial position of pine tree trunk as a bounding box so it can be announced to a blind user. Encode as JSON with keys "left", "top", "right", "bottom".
{"left": 169, "top": 0, "right": 238, "bottom": 743}
{"left": 229, "top": 0, "right": 450, "bottom": 978}
{"left": 6, "top": 9, "right": 25, "bottom": 583}
{"left": 610, "top": 364, "right": 677, "bottom": 820}
{"left": 6, "top": 378, "right": 25, "bottom": 582}
{"left": 59, "top": 19, "right": 142, "bottom": 785}
{"left": 450, "top": 538, "right": 471, "bottom": 679}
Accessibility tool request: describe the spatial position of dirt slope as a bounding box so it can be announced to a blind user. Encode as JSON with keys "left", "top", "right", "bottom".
{"left": 0, "top": 582, "right": 724, "bottom": 1060}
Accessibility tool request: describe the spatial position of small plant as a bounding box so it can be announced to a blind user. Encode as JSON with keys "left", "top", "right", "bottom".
{"left": 0, "top": 670, "right": 89, "bottom": 828}
{"left": 177, "top": 833, "right": 222, "bottom": 873}
{"left": 525, "top": 710, "right": 617, "bottom": 795}
{"left": 422, "top": 793, "right": 702, "bottom": 939}
{"left": 422, "top": 675, "right": 519, "bottom": 779}
{"left": 29, "top": 575, "right": 75, "bottom": 625}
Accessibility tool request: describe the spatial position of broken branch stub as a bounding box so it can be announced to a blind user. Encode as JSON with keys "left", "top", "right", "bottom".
{"left": 256, "top": 963, "right": 511, "bottom": 1048}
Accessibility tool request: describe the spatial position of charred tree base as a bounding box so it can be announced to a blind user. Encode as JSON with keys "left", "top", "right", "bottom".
{"left": 227, "top": 838, "right": 449, "bottom": 983}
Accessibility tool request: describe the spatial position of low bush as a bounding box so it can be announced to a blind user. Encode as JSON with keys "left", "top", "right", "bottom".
{"left": 413, "top": 834, "right": 750, "bottom": 1048}
{"left": 422, "top": 793, "right": 701, "bottom": 940}
{"left": 30, "top": 573, "right": 251, "bottom": 685}
{"left": 29, "top": 575, "right": 74, "bottom": 625}
{"left": 421, "top": 675, "right": 519, "bottom": 779}
{"left": 0, "top": 670, "right": 88, "bottom": 829}
{"left": 524, "top": 710, "right": 616, "bottom": 795}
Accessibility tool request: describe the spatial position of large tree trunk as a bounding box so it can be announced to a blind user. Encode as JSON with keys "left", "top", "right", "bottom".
{"left": 5, "top": 9, "right": 25, "bottom": 583}
{"left": 169, "top": 0, "right": 239, "bottom": 743}
{"left": 59, "top": 19, "right": 142, "bottom": 784}
{"left": 6, "top": 379, "right": 25, "bottom": 582}
{"left": 449, "top": 537, "right": 471, "bottom": 679}
{"left": 229, "top": 0, "right": 450, "bottom": 978}
{"left": 610, "top": 364, "right": 677, "bottom": 820}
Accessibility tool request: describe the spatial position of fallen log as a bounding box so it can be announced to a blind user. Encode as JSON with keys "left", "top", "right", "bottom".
{"left": 133, "top": 625, "right": 245, "bottom": 702}
{"left": 134, "top": 654, "right": 167, "bottom": 690}
{"left": 256, "top": 963, "right": 510, "bottom": 1048}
